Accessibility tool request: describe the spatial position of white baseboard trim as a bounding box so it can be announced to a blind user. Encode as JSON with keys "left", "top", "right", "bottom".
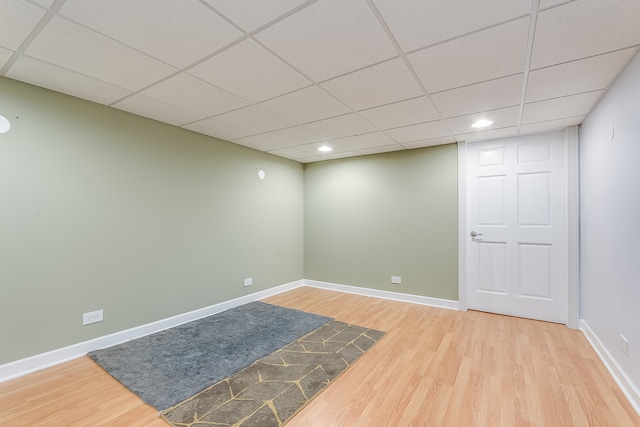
{"left": 580, "top": 319, "right": 640, "bottom": 416}
{"left": 0, "top": 279, "right": 304, "bottom": 384}
{"left": 303, "top": 279, "right": 459, "bottom": 310}
{"left": 0, "top": 279, "right": 458, "bottom": 384}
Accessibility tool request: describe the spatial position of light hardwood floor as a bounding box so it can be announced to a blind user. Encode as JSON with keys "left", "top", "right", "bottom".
{"left": 1, "top": 287, "right": 638, "bottom": 426}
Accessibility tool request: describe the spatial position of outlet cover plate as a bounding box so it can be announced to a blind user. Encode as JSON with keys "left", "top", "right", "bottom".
{"left": 83, "top": 309, "right": 103, "bottom": 325}
{"left": 391, "top": 275, "right": 402, "bottom": 284}
{"left": 244, "top": 278, "right": 253, "bottom": 287}
{"left": 620, "top": 335, "right": 630, "bottom": 356}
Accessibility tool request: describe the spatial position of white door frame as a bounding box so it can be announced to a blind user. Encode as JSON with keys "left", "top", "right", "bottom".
{"left": 457, "top": 127, "right": 580, "bottom": 329}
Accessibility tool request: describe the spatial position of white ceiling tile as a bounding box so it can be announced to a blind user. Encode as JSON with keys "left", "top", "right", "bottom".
{"left": 231, "top": 126, "right": 325, "bottom": 151}
{"left": 358, "top": 96, "right": 440, "bottom": 130}
{"left": 321, "top": 58, "right": 423, "bottom": 111}
{"left": 6, "top": 56, "right": 131, "bottom": 105}
{"left": 304, "top": 113, "right": 377, "bottom": 139}
{"left": 384, "top": 120, "right": 450, "bottom": 143}
{"left": 403, "top": 137, "right": 457, "bottom": 150}
{"left": 189, "top": 39, "right": 310, "bottom": 103}
{"left": 455, "top": 126, "right": 519, "bottom": 143}
{"left": 0, "top": 47, "right": 13, "bottom": 68}
{"left": 258, "top": 86, "right": 351, "bottom": 124}
{"left": 203, "top": 0, "right": 308, "bottom": 32}
{"left": 334, "top": 132, "right": 397, "bottom": 150}
{"left": 182, "top": 118, "right": 252, "bottom": 141}
{"left": 408, "top": 18, "right": 529, "bottom": 93}
{"left": 531, "top": 0, "right": 640, "bottom": 69}
{"left": 295, "top": 140, "right": 355, "bottom": 155}
{"left": 267, "top": 146, "right": 315, "bottom": 160}
{"left": 214, "top": 105, "right": 295, "bottom": 135}
{"left": 112, "top": 94, "right": 204, "bottom": 127}
{"left": 372, "top": 0, "right": 532, "bottom": 52}
{"left": 359, "top": 144, "right": 406, "bottom": 155}
{"left": 0, "top": 0, "right": 46, "bottom": 50}
{"left": 59, "top": 0, "right": 242, "bottom": 69}
{"left": 538, "top": 0, "right": 572, "bottom": 9}
{"left": 522, "top": 90, "right": 604, "bottom": 124}
{"left": 141, "top": 73, "right": 248, "bottom": 116}
{"left": 255, "top": 0, "right": 397, "bottom": 81}
{"left": 297, "top": 156, "right": 326, "bottom": 163}
{"left": 526, "top": 48, "right": 636, "bottom": 102}
{"left": 431, "top": 74, "right": 523, "bottom": 118}
{"left": 318, "top": 150, "right": 363, "bottom": 160}
{"left": 29, "top": 0, "right": 55, "bottom": 7}
{"left": 445, "top": 106, "right": 520, "bottom": 134}
{"left": 24, "top": 16, "right": 176, "bottom": 91}
{"left": 519, "top": 116, "right": 584, "bottom": 134}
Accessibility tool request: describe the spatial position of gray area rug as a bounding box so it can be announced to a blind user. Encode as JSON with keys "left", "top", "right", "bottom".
{"left": 162, "top": 321, "right": 385, "bottom": 427}
{"left": 88, "top": 301, "right": 332, "bottom": 410}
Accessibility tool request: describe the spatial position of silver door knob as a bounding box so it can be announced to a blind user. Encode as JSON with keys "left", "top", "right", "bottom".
{"left": 470, "top": 231, "right": 483, "bottom": 237}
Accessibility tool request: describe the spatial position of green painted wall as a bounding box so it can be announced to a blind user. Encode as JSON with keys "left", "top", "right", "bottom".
{"left": 304, "top": 146, "right": 458, "bottom": 300}
{"left": 0, "top": 77, "right": 304, "bottom": 364}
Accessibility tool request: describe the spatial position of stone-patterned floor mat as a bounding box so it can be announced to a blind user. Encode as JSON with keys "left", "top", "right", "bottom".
{"left": 162, "top": 320, "right": 385, "bottom": 427}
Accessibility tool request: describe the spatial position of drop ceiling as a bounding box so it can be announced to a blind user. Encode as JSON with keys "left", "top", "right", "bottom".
{"left": 1, "top": 0, "right": 639, "bottom": 163}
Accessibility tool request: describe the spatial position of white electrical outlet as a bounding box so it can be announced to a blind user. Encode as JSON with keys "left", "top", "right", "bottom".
{"left": 83, "top": 309, "right": 103, "bottom": 325}
{"left": 620, "top": 335, "right": 630, "bottom": 356}
{"left": 391, "top": 275, "right": 402, "bottom": 284}
{"left": 244, "top": 277, "right": 253, "bottom": 287}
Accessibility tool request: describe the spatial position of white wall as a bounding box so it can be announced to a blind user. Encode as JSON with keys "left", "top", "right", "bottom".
{"left": 580, "top": 50, "right": 640, "bottom": 406}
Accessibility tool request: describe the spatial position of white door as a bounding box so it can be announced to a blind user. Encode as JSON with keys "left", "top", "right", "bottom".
{"left": 466, "top": 132, "right": 567, "bottom": 323}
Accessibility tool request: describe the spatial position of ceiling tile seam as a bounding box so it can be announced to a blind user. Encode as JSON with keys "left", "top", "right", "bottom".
{"left": 399, "top": 137, "right": 458, "bottom": 150}
{"left": 108, "top": 64, "right": 272, "bottom": 114}
{"left": 202, "top": 0, "right": 320, "bottom": 38}
{"left": 175, "top": 0, "right": 323, "bottom": 99}
{"left": 355, "top": 94, "right": 425, "bottom": 114}
{"left": 528, "top": 44, "right": 640, "bottom": 73}
{"left": 381, "top": 118, "right": 445, "bottom": 133}
{"left": 218, "top": 118, "right": 301, "bottom": 139}
{"left": 443, "top": 104, "right": 521, "bottom": 121}
{"left": 314, "top": 54, "right": 402, "bottom": 86}
{"left": 603, "top": 45, "right": 640, "bottom": 92}
{"left": 523, "top": 114, "right": 586, "bottom": 126}
{"left": 232, "top": 127, "right": 387, "bottom": 151}
{"left": 0, "top": 0, "right": 67, "bottom": 75}
{"left": 5, "top": 53, "right": 135, "bottom": 95}
{"left": 401, "top": 13, "right": 533, "bottom": 58}
{"left": 47, "top": 12, "right": 187, "bottom": 73}
{"left": 428, "top": 72, "right": 525, "bottom": 96}
{"left": 363, "top": 0, "right": 455, "bottom": 140}
{"left": 454, "top": 123, "right": 521, "bottom": 138}
{"left": 516, "top": 4, "right": 540, "bottom": 133}
{"left": 239, "top": 49, "right": 409, "bottom": 135}
{"left": 524, "top": 88, "right": 605, "bottom": 106}
{"left": 224, "top": 125, "right": 313, "bottom": 143}
{"left": 102, "top": 20, "right": 298, "bottom": 108}
{"left": 108, "top": 96, "right": 208, "bottom": 127}
{"left": 247, "top": 37, "right": 362, "bottom": 116}
{"left": 537, "top": 0, "right": 579, "bottom": 13}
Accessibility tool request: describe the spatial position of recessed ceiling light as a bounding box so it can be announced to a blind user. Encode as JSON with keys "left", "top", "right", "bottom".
{"left": 471, "top": 119, "right": 493, "bottom": 128}
{"left": 0, "top": 114, "right": 10, "bottom": 134}
{"left": 318, "top": 145, "right": 332, "bottom": 152}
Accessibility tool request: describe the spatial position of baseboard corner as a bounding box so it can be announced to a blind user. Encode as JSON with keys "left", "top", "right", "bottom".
{"left": 580, "top": 319, "right": 640, "bottom": 416}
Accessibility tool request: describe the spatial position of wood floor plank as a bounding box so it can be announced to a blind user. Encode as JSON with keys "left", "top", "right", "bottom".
{"left": 0, "top": 286, "right": 638, "bottom": 426}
